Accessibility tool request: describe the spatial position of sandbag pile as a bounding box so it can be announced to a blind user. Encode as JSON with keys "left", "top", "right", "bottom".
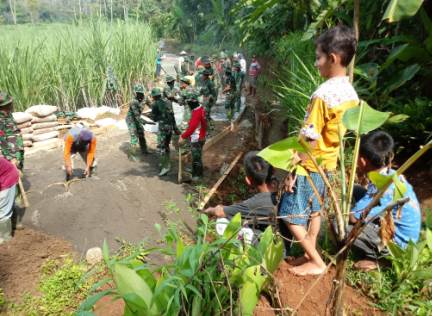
{"left": 25, "top": 105, "right": 59, "bottom": 150}
{"left": 13, "top": 112, "right": 34, "bottom": 148}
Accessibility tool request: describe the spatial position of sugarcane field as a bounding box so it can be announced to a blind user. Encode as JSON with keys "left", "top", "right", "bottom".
{"left": 0, "top": 1, "right": 432, "bottom": 315}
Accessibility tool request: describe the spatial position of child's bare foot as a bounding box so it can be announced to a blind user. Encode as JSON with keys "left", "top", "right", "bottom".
{"left": 286, "top": 255, "right": 310, "bottom": 266}
{"left": 289, "top": 261, "right": 326, "bottom": 276}
{"left": 353, "top": 260, "right": 378, "bottom": 272}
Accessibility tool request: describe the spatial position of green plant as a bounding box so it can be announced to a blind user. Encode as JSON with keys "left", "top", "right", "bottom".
{"left": 9, "top": 257, "right": 94, "bottom": 315}
{"left": 347, "top": 229, "right": 432, "bottom": 314}
{"left": 273, "top": 50, "right": 322, "bottom": 135}
{"left": 78, "top": 213, "right": 283, "bottom": 315}
{"left": 0, "top": 20, "right": 156, "bottom": 111}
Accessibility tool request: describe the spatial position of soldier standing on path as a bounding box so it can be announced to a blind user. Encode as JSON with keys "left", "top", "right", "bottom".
{"left": 197, "top": 68, "right": 217, "bottom": 124}
{"left": 163, "top": 75, "right": 180, "bottom": 106}
{"left": 178, "top": 77, "right": 194, "bottom": 132}
{"left": 164, "top": 75, "right": 181, "bottom": 147}
{"left": 233, "top": 61, "right": 245, "bottom": 113}
{"left": 0, "top": 93, "right": 24, "bottom": 170}
{"left": 126, "top": 84, "right": 150, "bottom": 161}
{"left": 150, "top": 87, "right": 179, "bottom": 176}
{"left": 223, "top": 67, "right": 237, "bottom": 121}
{"left": 179, "top": 91, "right": 207, "bottom": 181}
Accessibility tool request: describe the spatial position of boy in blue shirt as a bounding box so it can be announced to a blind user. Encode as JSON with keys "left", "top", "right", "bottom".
{"left": 349, "top": 130, "right": 421, "bottom": 271}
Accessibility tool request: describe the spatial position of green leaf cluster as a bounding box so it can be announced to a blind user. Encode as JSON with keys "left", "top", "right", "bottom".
{"left": 77, "top": 214, "right": 283, "bottom": 315}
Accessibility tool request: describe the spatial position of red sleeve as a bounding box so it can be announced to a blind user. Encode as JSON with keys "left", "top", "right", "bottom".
{"left": 181, "top": 108, "right": 201, "bottom": 139}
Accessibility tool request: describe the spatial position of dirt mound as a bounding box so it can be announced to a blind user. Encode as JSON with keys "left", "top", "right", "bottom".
{"left": 0, "top": 228, "right": 74, "bottom": 301}
{"left": 255, "top": 261, "right": 382, "bottom": 315}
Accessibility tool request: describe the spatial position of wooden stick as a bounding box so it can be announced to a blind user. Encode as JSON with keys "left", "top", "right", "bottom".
{"left": 17, "top": 177, "right": 30, "bottom": 208}
{"left": 198, "top": 152, "right": 243, "bottom": 211}
{"left": 178, "top": 147, "right": 183, "bottom": 183}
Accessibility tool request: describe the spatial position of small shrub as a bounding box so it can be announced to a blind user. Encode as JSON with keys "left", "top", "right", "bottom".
{"left": 9, "top": 257, "right": 94, "bottom": 316}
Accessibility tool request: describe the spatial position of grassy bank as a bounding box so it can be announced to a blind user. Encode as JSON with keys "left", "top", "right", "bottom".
{"left": 0, "top": 21, "right": 157, "bottom": 111}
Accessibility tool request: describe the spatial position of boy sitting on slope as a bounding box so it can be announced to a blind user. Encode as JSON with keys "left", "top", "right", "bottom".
{"left": 349, "top": 130, "right": 421, "bottom": 271}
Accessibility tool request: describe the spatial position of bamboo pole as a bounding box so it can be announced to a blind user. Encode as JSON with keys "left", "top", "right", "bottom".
{"left": 17, "top": 177, "right": 30, "bottom": 208}
{"left": 198, "top": 152, "right": 243, "bottom": 211}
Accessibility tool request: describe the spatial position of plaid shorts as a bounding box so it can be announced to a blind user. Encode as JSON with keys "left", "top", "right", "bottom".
{"left": 278, "top": 173, "right": 326, "bottom": 226}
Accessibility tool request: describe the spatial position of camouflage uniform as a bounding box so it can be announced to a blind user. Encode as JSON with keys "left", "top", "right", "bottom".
{"left": 197, "top": 69, "right": 217, "bottom": 122}
{"left": 164, "top": 76, "right": 181, "bottom": 146}
{"left": 126, "top": 84, "right": 149, "bottom": 159}
{"left": 233, "top": 63, "right": 245, "bottom": 112}
{"left": 184, "top": 91, "right": 206, "bottom": 179}
{"left": 150, "top": 88, "right": 178, "bottom": 175}
{"left": 223, "top": 68, "right": 237, "bottom": 121}
{"left": 178, "top": 78, "right": 195, "bottom": 131}
{"left": 0, "top": 93, "right": 24, "bottom": 169}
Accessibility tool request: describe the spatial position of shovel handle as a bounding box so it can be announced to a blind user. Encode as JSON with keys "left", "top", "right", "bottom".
{"left": 17, "top": 176, "right": 30, "bottom": 208}
{"left": 178, "top": 147, "right": 183, "bottom": 183}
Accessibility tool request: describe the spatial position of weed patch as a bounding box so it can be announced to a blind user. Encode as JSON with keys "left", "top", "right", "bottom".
{"left": 8, "top": 257, "right": 95, "bottom": 315}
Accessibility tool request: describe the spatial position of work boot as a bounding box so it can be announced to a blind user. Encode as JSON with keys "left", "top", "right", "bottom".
{"left": 128, "top": 145, "right": 139, "bottom": 161}
{"left": 0, "top": 218, "right": 12, "bottom": 244}
{"left": 158, "top": 167, "right": 170, "bottom": 176}
{"left": 191, "top": 176, "right": 202, "bottom": 183}
{"left": 90, "top": 165, "right": 97, "bottom": 176}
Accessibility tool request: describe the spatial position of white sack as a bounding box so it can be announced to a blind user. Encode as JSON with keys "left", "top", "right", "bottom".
{"left": 32, "top": 121, "right": 59, "bottom": 130}
{"left": 95, "top": 118, "right": 117, "bottom": 127}
{"left": 25, "top": 105, "right": 57, "bottom": 117}
{"left": 12, "top": 112, "right": 33, "bottom": 124}
{"left": 77, "top": 106, "right": 120, "bottom": 121}
{"left": 17, "top": 121, "right": 32, "bottom": 129}
{"left": 23, "top": 140, "right": 33, "bottom": 147}
{"left": 32, "top": 131, "right": 59, "bottom": 142}
{"left": 20, "top": 127, "right": 33, "bottom": 134}
{"left": 32, "top": 114, "right": 57, "bottom": 123}
{"left": 33, "top": 127, "right": 58, "bottom": 135}
{"left": 22, "top": 134, "right": 33, "bottom": 141}
{"left": 31, "top": 138, "right": 59, "bottom": 149}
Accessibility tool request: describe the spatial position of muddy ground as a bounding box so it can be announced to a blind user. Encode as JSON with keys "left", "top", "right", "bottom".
{"left": 20, "top": 129, "right": 193, "bottom": 254}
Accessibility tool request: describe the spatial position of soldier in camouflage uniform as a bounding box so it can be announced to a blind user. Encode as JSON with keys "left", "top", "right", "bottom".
{"left": 163, "top": 75, "right": 179, "bottom": 105}
{"left": 197, "top": 68, "right": 217, "bottom": 123}
{"left": 0, "top": 92, "right": 24, "bottom": 170}
{"left": 179, "top": 91, "right": 207, "bottom": 181}
{"left": 126, "top": 84, "right": 150, "bottom": 161}
{"left": 223, "top": 67, "right": 237, "bottom": 121}
{"left": 233, "top": 61, "right": 245, "bottom": 113}
{"left": 164, "top": 75, "right": 181, "bottom": 147}
{"left": 178, "top": 77, "right": 194, "bottom": 131}
{"left": 150, "top": 87, "right": 179, "bottom": 176}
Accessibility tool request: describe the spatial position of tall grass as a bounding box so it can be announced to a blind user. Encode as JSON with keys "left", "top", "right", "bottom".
{"left": 0, "top": 20, "right": 157, "bottom": 111}
{"left": 273, "top": 32, "right": 322, "bottom": 134}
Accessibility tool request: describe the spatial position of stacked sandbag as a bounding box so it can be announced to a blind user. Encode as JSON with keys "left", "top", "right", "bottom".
{"left": 25, "top": 105, "right": 60, "bottom": 150}
{"left": 13, "top": 112, "right": 34, "bottom": 148}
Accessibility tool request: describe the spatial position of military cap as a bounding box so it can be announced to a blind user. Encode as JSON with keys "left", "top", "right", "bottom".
{"left": 180, "top": 76, "right": 191, "bottom": 84}
{"left": 179, "top": 50, "right": 187, "bottom": 56}
{"left": 151, "top": 87, "right": 162, "bottom": 97}
{"left": 0, "top": 92, "right": 13, "bottom": 107}
{"left": 202, "top": 68, "right": 212, "bottom": 76}
{"left": 186, "top": 91, "right": 200, "bottom": 103}
{"left": 201, "top": 56, "right": 211, "bottom": 64}
{"left": 165, "top": 75, "right": 175, "bottom": 82}
{"left": 133, "top": 84, "right": 145, "bottom": 94}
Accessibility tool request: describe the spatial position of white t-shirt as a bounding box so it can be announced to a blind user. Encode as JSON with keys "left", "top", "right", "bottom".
{"left": 240, "top": 58, "right": 247, "bottom": 73}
